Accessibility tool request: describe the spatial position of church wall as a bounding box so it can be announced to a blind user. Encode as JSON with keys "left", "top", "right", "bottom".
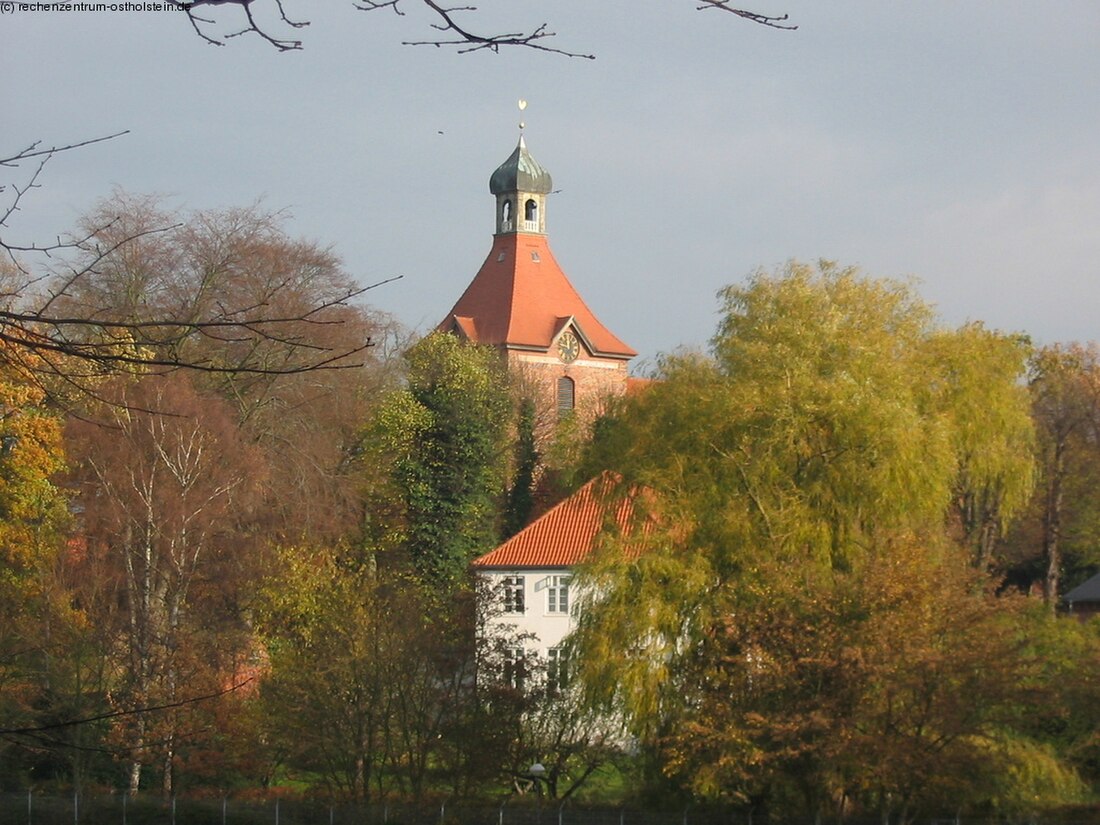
{"left": 507, "top": 350, "right": 628, "bottom": 441}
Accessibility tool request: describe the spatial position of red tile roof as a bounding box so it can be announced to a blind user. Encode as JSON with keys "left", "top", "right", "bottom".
{"left": 440, "top": 234, "right": 636, "bottom": 359}
{"left": 472, "top": 472, "right": 650, "bottom": 569}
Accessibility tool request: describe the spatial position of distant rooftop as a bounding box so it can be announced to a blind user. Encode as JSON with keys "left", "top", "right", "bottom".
{"left": 471, "top": 472, "right": 651, "bottom": 569}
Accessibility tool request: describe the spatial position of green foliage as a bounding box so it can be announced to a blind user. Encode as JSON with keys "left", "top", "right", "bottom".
{"left": 256, "top": 544, "right": 527, "bottom": 801}
{"left": 364, "top": 334, "right": 513, "bottom": 586}
{"left": 1001, "top": 343, "right": 1100, "bottom": 602}
{"left": 573, "top": 261, "right": 1072, "bottom": 819}
{"left": 503, "top": 398, "right": 539, "bottom": 538}
{"left": 921, "top": 323, "right": 1035, "bottom": 567}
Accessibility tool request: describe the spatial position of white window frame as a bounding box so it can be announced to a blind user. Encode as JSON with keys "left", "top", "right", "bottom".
{"left": 546, "top": 575, "right": 571, "bottom": 614}
{"left": 504, "top": 647, "right": 526, "bottom": 691}
{"left": 547, "top": 646, "right": 569, "bottom": 694}
{"left": 502, "top": 574, "right": 525, "bottom": 614}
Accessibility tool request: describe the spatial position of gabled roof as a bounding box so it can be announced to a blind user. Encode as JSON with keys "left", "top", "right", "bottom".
{"left": 1064, "top": 571, "right": 1100, "bottom": 604}
{"left": 472, "top": 472, "right": 650, "bottom": 569}
{"left": 439, "top": 233, "right": 636, "bottom": 359}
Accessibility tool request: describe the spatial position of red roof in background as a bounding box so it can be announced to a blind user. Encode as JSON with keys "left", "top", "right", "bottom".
{"left": 472, "top": 472, "right": 650, "bottom": 569}
{"left": 440, "top": 234, "right": 636, "bottom": 359}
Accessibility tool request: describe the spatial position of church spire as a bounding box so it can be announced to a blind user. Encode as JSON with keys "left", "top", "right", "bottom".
{"left": 489, "top": 135, "right": 553, "bottom": 235}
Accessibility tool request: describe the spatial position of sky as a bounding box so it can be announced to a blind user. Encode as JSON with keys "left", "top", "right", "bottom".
{"left": 4, "top": 1, "right": 1099, "bottom": 371}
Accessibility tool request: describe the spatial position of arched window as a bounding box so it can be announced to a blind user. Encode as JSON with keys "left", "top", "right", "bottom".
{"left": 501, "top": 199, "right": 513, "bottom": 230}
{"left": 557, "top": 376, "right": 575, "bottom": 417}
{"left": 525, "top": 198, "right": 538, "bottom": 222}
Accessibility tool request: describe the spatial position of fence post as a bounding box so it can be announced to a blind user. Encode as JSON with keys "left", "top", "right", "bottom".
{"left": 27, "top": 789, "right": 31, "bottom": 825}
{"left": 122, "top": 792, "right": 127, "bottom": 825}
{"left": 73, "top": 790, "right": 78, "bottom": 825}
{"left": 172, "top": 796, "right": 177, "bottom": 825}
{"left": 275, "top": 798, "right": 280, "bottom": 825}
{"left": 440, "top": 802, "right": 446, "bottom": 825}
{"left": 223, "top": 797, "right": 227, "bottom": 825}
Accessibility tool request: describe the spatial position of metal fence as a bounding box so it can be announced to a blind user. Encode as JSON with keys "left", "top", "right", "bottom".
{"left": 1, "top": 795, "right": 1096, "bottom": 825}
{"left": 0, "top": 795, "right": 738, "bottom": 825}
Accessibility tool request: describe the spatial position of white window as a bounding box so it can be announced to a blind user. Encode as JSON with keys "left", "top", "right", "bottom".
{"left": 504, "top": 647, "right": 526, "bottom": 691}
{"left": 547, "top": 646, "right": 569, "bottom": 694}
{"left": 502, "top": 575, "right": 525, "bottom": 614}
{"left": 546, "top": 575, "right": 570, "bottom": 614}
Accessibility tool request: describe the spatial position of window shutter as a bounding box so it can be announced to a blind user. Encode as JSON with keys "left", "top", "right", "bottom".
{"left": 557, "top": 377, "right": 575, "bottom": 415}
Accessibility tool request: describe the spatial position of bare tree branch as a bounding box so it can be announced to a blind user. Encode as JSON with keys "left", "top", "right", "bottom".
{"left": 161, "top": 1, "right": 793, "bottom": 54}
{"left": 1, "top": 132, "right": 132, "bottom": 266}
{"left": 2, "top": 133, "right": 400, "bottom": 407}
{"left": 695, "top": 0, "right": 796, "bottom": 30}
{"left": 0, "top": 678, "right": 254, "bottom": 738}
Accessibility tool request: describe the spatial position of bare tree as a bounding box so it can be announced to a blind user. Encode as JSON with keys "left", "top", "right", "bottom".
{"left": 1, "top": 136, "right": 395, "bottom": 405}
{"left": 163, "top": 0, "right": 795, "bottom": 54}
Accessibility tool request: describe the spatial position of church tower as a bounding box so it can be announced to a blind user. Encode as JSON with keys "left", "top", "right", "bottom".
{"left": 440, "top": 135, "right": 636, "bottom": 434}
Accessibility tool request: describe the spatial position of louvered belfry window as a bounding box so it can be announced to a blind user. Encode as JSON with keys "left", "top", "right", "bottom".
{"left": 557, "top": 376, "right": 575, "bottom": 417}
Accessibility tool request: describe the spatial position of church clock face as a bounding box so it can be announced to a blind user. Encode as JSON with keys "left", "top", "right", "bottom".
{"left": 557, "top": 330, "right": 580, "bottom": 363}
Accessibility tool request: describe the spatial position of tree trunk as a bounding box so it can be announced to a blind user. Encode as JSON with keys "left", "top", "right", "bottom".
{"left": 1042, "top": 439, "right": 1066, "bottom": 608}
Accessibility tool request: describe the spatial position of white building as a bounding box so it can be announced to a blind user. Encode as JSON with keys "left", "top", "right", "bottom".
{"left": 472, "top": 473, "right": 647, "bottom": 688}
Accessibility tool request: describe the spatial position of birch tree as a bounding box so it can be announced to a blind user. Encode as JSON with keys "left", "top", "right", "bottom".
{"left": 67, "top": 374, "right": 262, "bottom": 794}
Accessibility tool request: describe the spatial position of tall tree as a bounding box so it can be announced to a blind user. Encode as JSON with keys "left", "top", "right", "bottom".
{"left": 920, "top": 323, "right": 1035, "bottom": 569}
{"left": 573, "top": 261, "right": 1053, "bottom": 819}
{"left": 55, "top": 192, "right": 399, "bottom": 543}
{"left": 67, "top": 374, "right": 263, "bottom": 794}
{"left": 364, "top": 333, "right": 513, "bottom": 586}
{"left": 1025, "top": 343, "right": 1100, "bottom": 606}
{"left": 0, "top": 347, "right": 70, "bottom": 782}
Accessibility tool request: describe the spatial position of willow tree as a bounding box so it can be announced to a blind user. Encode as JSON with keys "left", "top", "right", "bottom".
{"left": 572, "top": 261, "right": 1047, "bottom": 819}
{"left": 1026, "top": 343, "right": 1100, "bottom": 605}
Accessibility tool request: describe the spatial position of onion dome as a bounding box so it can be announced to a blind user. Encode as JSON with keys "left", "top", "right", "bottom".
{"left": 489, "top": 136, "right": 553, "bottom": 195}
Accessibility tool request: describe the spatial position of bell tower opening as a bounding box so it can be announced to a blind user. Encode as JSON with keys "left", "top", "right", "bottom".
{"left": 490, "top": 136, "right": 552, "bottom": 236}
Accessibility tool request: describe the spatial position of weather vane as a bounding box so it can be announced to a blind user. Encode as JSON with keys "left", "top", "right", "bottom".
{"left": 518, "top": 98, "right": 527, "bottom": 133}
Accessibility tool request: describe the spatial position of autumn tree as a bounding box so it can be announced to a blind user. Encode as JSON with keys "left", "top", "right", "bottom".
{"left": 256, "top": 545, "right": 523, "bottom": 800}
{"left": 45, "top": 192, "right": 399, "bottom": 544}
{"left": 1019, "top": 343, "right": 1100, "bottom": 605}
{"left": 1, "top": 147, "right": 381, "bottom": 399}
{"left": 0, "top": 346, "right": 71, "bottom": 783}
{"left": 922, "top": 323, "right": 1034, "bottom": 569}
{"left": 573, "top": 262, "right": 1056, "bottom": 819}
{"left": 66, "top": 374, "right": 264, "bottom": 795}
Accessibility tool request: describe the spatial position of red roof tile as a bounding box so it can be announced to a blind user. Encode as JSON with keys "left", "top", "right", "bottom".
{"left": 472, "top": 472, "right": 650, "bottom": 569}
{"left": 440, "top": 234, "right": 636, "bottom": 359}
